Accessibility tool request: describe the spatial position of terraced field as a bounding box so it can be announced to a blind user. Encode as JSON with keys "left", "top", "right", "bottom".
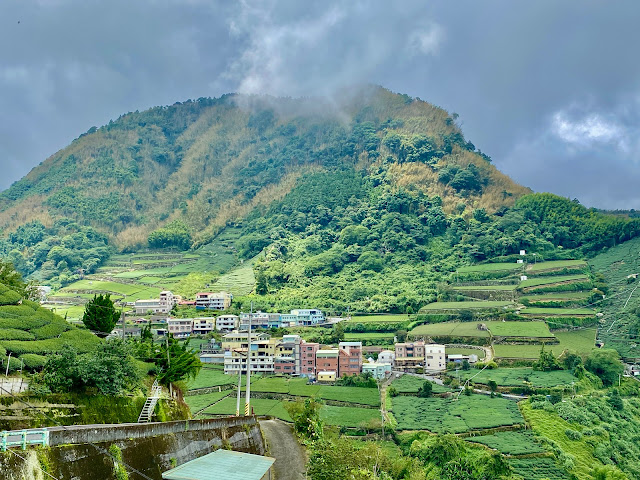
{"left": 520, "top": 307, "right": 596, "bottom": 317}
{"left": 457, "top": 263, "right": 522, "bottom": 273}
{"left": 484, "top": 321, "right": 554, "bottom": 338}
{"left": 451, "top": 285, "right": 517, "bottom": 291}
{"left": 420, "top": 301, "right": 514, "bottom": 311}
{"left": 493, "top": 329, "right": 595, "bottom": 359}
{"left": 410, "top": 322, "right": 491, "bottom": 338}
{"left": 467, "top": 430, "right": 545, "bottom": 455}
{"left": 349, "top": 315, "right": 410, "bottom": 323}
{"left": 392, "top": 395, "right": 524, "bottom": 432}
{"left": 457, "top": 367, "right": 577, "bottom": 388}
{"left": 519, "top": 274, "right": 590, "bottom": 289}
{"left": 527, "top": 259, "right": 587, "bottom": 273}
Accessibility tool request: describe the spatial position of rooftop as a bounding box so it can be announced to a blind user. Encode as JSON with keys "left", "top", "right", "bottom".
{"left": 162, "top": 450, "right": 275, "bottom": 480}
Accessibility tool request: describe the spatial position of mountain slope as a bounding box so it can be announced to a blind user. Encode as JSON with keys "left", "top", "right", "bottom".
{"left": 2, "top": 85, "right": 640, "bottom": 304}
{"left": 0, "top": 86, "right": 527, "bottom": 244}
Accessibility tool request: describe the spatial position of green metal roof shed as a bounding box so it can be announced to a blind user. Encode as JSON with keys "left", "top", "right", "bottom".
{"left": 162, "top": 450, "right": 276, "bottom": 480}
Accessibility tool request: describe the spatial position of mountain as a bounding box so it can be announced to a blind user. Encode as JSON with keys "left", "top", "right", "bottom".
{"left": 1, "top": 85, "right": 640, "bottom": 311}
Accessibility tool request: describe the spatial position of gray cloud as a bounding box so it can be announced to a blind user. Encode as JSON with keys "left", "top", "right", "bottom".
{"left": 1, "top": 0, "right": 639, "bottom": 208}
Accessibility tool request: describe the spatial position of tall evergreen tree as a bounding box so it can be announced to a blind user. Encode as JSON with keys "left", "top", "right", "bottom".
{"left": 82, "top": 293, "right": 120, "bottom": 336}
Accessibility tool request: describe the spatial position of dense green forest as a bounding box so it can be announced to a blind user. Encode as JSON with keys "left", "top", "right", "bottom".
{"left": 1, "top": 86, "right": 640, "bottom": 308}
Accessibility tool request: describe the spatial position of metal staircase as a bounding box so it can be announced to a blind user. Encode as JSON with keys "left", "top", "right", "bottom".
{"left": 137, "top": 379, "right": 162, "bottom": 423}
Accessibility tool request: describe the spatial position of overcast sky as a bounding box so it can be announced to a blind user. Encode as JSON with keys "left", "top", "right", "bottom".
{"left": 1, "top": 0, "right": 639, "bottom": 209}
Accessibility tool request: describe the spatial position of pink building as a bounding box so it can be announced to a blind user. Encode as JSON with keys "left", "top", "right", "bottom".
{"left": 338, "top": 342, "right": 363, "bottom": 377}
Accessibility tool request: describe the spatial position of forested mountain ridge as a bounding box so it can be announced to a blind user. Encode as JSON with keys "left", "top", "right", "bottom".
{"left": 2, "top": 85, "right": 640, "bottom": 302}
{"left": 0, "top": 86, "right": 527, "bottom": 245}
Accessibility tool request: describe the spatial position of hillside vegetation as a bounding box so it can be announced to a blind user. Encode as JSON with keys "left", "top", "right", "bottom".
{"left": 1, "top": 86, "right": 640, "bottom": 313}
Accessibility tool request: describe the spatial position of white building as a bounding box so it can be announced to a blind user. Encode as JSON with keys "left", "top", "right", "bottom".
{"left": 377, "top": 350, "right": 395, "bottom": 366}
{"left": 134, "top": 290, "right": 177, "bottom": 315}
{"left": 192, "top": 318, "right": 215, "bottom": 335}
{"left": 290, "top": 309, "right": 324, "bottom": 326}
{"left": 216, "top": 314, "right": 239, "bottom": 332}
{"left": 195, "top": 291, "right": 233, "bottom": 310}
{"left": 424, "top": 344, "right": 446, "bottom": 371}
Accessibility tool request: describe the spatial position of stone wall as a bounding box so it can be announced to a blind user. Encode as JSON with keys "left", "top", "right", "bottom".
{"left": 0, "top": 416, "right": 264, "bottom": 480}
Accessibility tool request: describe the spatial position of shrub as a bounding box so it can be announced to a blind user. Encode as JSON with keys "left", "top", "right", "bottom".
{"left": 565, "top": 429, "right": 583, "bottom": 441}
{"left": 19, "top": 353, "right": 47, "bottom": 369}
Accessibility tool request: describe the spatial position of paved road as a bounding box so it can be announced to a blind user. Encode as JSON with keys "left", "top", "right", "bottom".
{"left": 260, "top": 419, "right": 306, "bottom": 480}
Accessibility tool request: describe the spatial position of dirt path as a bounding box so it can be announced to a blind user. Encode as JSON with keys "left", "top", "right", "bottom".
{"left": 260, "top": 419, "right": 306, "bottom": 480}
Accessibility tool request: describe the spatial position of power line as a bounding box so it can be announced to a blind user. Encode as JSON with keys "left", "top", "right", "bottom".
{"left": 6, "top": 448, "right": 62, "bottom": 480}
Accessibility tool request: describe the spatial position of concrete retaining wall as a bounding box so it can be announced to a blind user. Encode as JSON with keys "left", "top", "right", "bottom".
{"left": 1, "top": 416, "right": 265, "bottom": 480}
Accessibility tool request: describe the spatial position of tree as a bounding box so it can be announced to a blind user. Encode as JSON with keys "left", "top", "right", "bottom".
{"left": 153, "top": 336, "right": 202, "bottom": 387}
{"left": 285, "top": 397, "right": 324, "bottom": 441}
{"left": 418, "top": 381, "right": 433, "bottom": 398}
{"left": 534, "top": 346, "right": 562, "bottom": 371}
{"left": 585, "top": 349, "right": 624, "bottom": 387}
{"left": 82, "top": 294, "right": 120, "bottom": 336}
{"left": 487, "top": 380, "right": 498, "bottom": 393}
{"left": 0, "top": 258, "right": 36, "bottom": 299}
{"left": 40, "top": 342, "right": 139, "bottom": 395}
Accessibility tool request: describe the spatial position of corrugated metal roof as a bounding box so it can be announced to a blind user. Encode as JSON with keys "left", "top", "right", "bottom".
{"left": 162, "top": 450, "right": 275, "bottom": 480}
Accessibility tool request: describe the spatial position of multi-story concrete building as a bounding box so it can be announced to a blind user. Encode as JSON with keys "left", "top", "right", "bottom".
{"left": 216, "top": 314, "right": 239, "bottom": 332}
{"left": 423, "top": 344, "right": 446, "bottom": 371}
{"left": 315, "top": 348, "right": 339, "bottom": 375}
{"left": 362, "top": 362, "right": 392, "bottom": 380}
{"left": 167, "top": 318, "right": 194, "bottom": 338}
{"left": 394, "top": 341, "right": 445, "bottom": 372}
{"left": 301, "top": 341, "right": 319, "bottom": 377}
{"left": 192, "top": 317, "right": 215, "bottom": 335}
{"left": 377, "top": 350, "right": 395, "bottom": 366}
{"left": 239, "top": 312, "right": 282, "bottom": 330}
{"left": 223, "top": 338, "right": 276, "bottom": 375}
{"left": 195, "top": 291, "right": 233, "bottom": 310}
{"left": 289, "top": 309, "right": 325, "bottom": 326}
{"left": 134, "top": 290, "right": 177, "bottom": 315}
{"left": 239, "top": 309, "right": 326, "bottom": 329}
{"left": 338, "top": 342, "right": 363, "bottom": 377}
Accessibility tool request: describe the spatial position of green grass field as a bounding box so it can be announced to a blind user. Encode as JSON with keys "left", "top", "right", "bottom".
{"left": 493, "top": 329, "right": 596, "bottom": 359}
{"left": 528, "top": 260, "right": 587, "bottom": 272}
{"left": 485, "top": 321, "right": 555, "bottom": 338}
{"left": 206, "top": 257, "right": 256, "bottom": 296}
{"left": 390, "top": 375, "right": 449, "bottom": 393}
{"left": 521, "top": 402, "right": 613, "bottom": 479}
{"left": 457, "top": 367, "right": 577, "bottom": 388}
{"left": 321, "top": 406, "right": 381, "bottom": 427}
{"left": 344, "top": 332, "right": 396, "bottom": 340}
{"left": 185, "top": 390, "right": 231, "bottom": 414}
{"left": 457, "top": 263, "right": 522, "bottom": 273}
{"left": 250, "top": 377, "right": 380, "bottom": 406}
{"left": 349, "top": 315, "right": 409, "bottom": 323}
{"left": 451, "top": 285, "right": 518, "bottom": 291}
{"left": 420, "top": 301, "right": 513, "bottom": 311}
{"left": 467, "top": 430, "right": 545, "bottom": 455}
{"left": 520, "top": 292, "right": 591, "bottom": 302}
{"left": 202, "top": 397, "right": 292, "bottom": 421}
{"left": 410, "top": 322, "right": 491, "bottom": 338}
{"left": 445, "top": 347, "right": 486, "bottom": 359}
{"left": 391, "top": 395, "right": 523, "bottom": 433}
{"left": 58, "top": 279, "right": 163, "bottom": 301}
{"left": 508, "top": 457, "right": 569, "bottom": 480}
{"left": 520, "top": 307, "right": 596, "bottom": 316}
{"left": 519, "top": 275, "right": 589, "bottom": 288}
{"left": 187, "top": 365, "right": 238, "bottom": 390}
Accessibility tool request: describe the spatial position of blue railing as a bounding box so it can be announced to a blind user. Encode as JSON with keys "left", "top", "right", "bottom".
{"left": 0, "top": 429, "right": 49, "bottom": 451}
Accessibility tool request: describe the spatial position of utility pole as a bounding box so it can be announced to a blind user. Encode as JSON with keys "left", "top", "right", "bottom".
{"left": 236, "top": 353, "right": 243, "bottom": 416}
{"left": 245, "top": 301, "right": 253, "bottom": 416}
{"left": 5, "top": 352, "right": 11, "bottom": 377}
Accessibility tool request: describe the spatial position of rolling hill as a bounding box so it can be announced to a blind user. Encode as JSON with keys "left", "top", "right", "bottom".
{"left": 1, "top": 85, "right": 639, "bottom": 314}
